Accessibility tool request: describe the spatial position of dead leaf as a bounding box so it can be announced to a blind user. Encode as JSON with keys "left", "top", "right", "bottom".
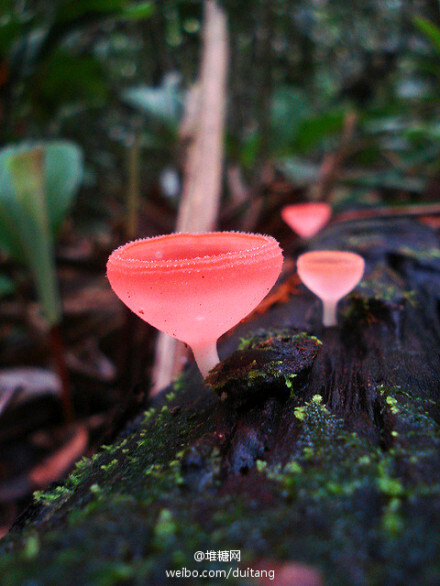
{"left": 66, "top": 338, "right": 116, "bottom": 381}
{"left": 0, "top": 386, "right": 20, "bottom": 419}
{"left": 0, "top": 368, "right": 60, "bottom": 407}
{"left": 29, "top": 424, "right": 88, "bottom": 488}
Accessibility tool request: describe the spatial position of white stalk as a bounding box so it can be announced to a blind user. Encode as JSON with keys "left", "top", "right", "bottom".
{"left": 192, "top": 341, "right": 220, "bottom": 377}
{"left": 323, "top": 299, "right": 338, "bottom": 327}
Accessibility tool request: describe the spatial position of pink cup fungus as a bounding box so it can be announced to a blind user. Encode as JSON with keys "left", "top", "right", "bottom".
{"left": 297, "top": 250, "right": 365, "bottom": 327}
{"left": 107, "top": 232, "right": 283, "bottom": 377}
{"left": 281, "top": 202, "right": 332, "bottom": 240}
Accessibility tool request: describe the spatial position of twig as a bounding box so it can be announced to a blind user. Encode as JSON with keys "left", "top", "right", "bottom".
{"left": 49, "top": 325, "right": 74, "bottom": 423}
{"left": 0, "top": 386, "right": 20, "bottom": 421}
{"left": 227, "top": 163, "right": 248, "bottom": 206}
{"left": 121, "top": 125, "right": 142, "bottom": 390}
{"left": 314, "top": 111, "right": 357, "bottom": 202}
{"left": 333, "top": 203, "right": 440, "bottom": 224}
{"left": 152, "top": 0, "right": 228, "bottom": 395}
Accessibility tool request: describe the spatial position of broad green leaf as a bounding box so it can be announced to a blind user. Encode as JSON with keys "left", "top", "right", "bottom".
{"left": 0, "top": 141, "right": 83, "bottom": 325}
{"left": 44, "top": 142, "right": 83, "bottom": 233}
{"left": 0, "top": 141, "right": 83, "bottom": 237}
{"left": 414, "top": 17, "right": 440, "bottom": 54}
{"left": 8, "top": 149, "right": 49, "bottom": 236}
{"left": 7, "top": 149, "right": 61, "bottom": 325}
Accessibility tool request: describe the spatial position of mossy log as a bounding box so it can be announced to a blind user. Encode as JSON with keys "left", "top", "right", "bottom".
{"left": 1, "top": 218, "right": 440, "bottom": 585}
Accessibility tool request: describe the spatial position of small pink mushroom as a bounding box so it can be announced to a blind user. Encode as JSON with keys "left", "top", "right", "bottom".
{"left": 297, "top": 251, "right": 365, "bottom": 327}
{"left": 281, "top": 202, "right": 332, "bottom": 240}
{"left": 107, "top": 232, "right": 283, "bottom": 377}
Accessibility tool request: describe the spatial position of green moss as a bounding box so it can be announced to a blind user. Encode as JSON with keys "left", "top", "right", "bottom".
{"left": 357, "top": 280, "right": 417, "bottom": 306}
{"left": 100, "top": 459, "right": 118, "bottom": 473}
{"left": 397, "top": 246, "right": 440, "bottom": 262}
{"left": 34, "top": 485, "right": 73, "bottom": 506}
{"left": 2, "top": 373, "right": 440, "bottom": 586}
{"left": 154, "top": 509, "right": 176, "bottom": 543}
{"left": 238, "top": 329, "right": 321, "bottom": 352}
{"left": 255, "top": 459, "right": 267, "bottom": 473}
{"left": 208, "top": 328, "right": 322, "bottom": 408}
{"left": 22, "top": 534, "right": 40, "bottom": 560}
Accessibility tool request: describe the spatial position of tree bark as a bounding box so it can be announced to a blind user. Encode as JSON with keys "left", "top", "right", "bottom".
{"left": 2, "top": 217, "right": 440, "bottom": 586}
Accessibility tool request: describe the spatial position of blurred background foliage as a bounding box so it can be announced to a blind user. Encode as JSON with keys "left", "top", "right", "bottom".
{"left": 0, "top": 0, "right": 439, "bottom": 259}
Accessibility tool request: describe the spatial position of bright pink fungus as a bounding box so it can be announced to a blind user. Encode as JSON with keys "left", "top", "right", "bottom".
{"left": 107, "top": 232, "right": 283, "bottom": 377}
{"left": 297, "top": 250, "right": 365, "bottom": 327}
{"left": 281, "top": 202, "right": 332, "bottom": 239}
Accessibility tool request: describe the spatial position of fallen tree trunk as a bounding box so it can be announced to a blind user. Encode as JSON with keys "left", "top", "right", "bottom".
{"left": 1, "top": 217, "right": 440, "bottom": 586}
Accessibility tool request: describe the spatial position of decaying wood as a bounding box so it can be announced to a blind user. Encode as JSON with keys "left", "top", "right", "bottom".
{"left": 152, "top": 0, "right": 228, "bottom": 394}
{"left": 1, "top": 217, "right": 440, "bottom": 585}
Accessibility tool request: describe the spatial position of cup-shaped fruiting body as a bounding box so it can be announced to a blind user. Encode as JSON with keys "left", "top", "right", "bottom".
{"left": 297, "top": 250, "right": 365, "bottom": 327}
{"left": 107, "top": 232, "right": 283, "bottom": 377}
{"left": 281, "top": 202, "right": 332, "bottom": 240}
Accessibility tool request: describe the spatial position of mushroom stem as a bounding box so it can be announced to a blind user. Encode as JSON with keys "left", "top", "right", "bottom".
{"left": 192, "top": 342, "right": 220, "bottom": 377}
{"left": 323, "top": 300, "right": 338, "bottom": 327}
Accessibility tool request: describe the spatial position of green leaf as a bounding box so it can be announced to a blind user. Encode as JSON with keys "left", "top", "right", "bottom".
{"left": 44, "top": 142, "right": 84, "bottom": 233}
{"left": 0, "top": 141, "right": 83, "bottom": 325}
{"left": 0, "top": 141, "right": 83, "bottom": 238}
{"left": 7, "top": 149, "right": 61, "bottom": 325}
{"left": 8, "top": 149, "right": 49, "bottom": 235}
{"left": 414, "top": 17, "right": 440, "bottom": 54}
{"left": 294, "top": 111, "right": 345, "bottom": 153}
{"left": 122, "top": 76, "right": 183, "bottom": 126}
{"left": 121, "top": 2, "right": 155, "bottom": 21}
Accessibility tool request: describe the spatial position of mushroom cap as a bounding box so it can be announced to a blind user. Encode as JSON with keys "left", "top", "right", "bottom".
{"left": 297, "top": 250, "right": 364, "bottom": 301}
{"left": 281, "top": 202, "right": 332, "bottom": 239}
{"left": 107, "top": 232, "right": 283, "bottom": 347}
